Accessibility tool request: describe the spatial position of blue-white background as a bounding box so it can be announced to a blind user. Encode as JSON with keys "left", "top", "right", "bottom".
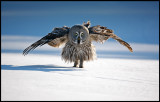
{"left": 1, "top": 1, "right": 159, "bottom": 60}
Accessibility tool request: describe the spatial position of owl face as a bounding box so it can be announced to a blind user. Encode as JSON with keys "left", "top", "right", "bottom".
{"left": 69, "top": 25, "right": 89, "bottom": 44}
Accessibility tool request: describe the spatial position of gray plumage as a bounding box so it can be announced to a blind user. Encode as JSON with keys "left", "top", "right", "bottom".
{"left": 23, "top": 21, "right": 133, "bottom": 68}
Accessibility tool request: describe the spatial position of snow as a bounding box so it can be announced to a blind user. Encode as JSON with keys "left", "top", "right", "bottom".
{"left": 1, "top": 53, "right": 159, "bottom": 101}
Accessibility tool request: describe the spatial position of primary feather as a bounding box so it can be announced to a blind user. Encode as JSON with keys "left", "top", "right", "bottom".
{"left": 23, "top": 26, "right": 70, "bottom": 55}
{"left": 89, "top": 25, "right": 133, "bottom": 52}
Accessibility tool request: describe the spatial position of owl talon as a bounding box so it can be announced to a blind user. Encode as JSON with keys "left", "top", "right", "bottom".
{"left": 79, "top": 66, "right": 84, "bottom": 68}
{"left": 73, "top": 65, "right": 78, "bottom": 67}
{"left": 73, "top": 60, "right": 79, "bottom": 67}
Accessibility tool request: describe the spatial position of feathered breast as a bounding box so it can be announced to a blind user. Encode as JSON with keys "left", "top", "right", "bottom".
{"left": 61, "top": 42, "right": 96, "bottom": 62}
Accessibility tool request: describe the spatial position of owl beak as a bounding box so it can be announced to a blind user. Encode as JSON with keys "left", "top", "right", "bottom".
{"left": 77, "top": 37, "right": 81, "bottom": 44}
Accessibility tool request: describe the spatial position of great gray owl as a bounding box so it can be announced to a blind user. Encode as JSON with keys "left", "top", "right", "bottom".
{"left": 23, "top": 21, "right": 133, "bottom": 68}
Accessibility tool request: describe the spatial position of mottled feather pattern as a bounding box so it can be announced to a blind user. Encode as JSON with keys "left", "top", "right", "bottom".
{"left": 51, "top": 26, "right": 70, "bottom": 35}
{"left": 61, "top": 41, "right": 96, "bottom": 63}
{"left": 48, "top": 35, "right": 68, "bottom": 48}
{"left": 23, "top": 27, "right": 70, "bottom": 55}
{"left": 110, "top": 34, "right": 133, "bottom": 52}
{"left": 23, "top": 33, "right": 56, "bottom": 55}
{"left": 82, "top": 21, "right": 91, "bottom": 28}
{"left": 90, "top": 34, "right": 109, "bottom": 43}
{"left": 89, "top": 25, "right": 133, "bottom": 52}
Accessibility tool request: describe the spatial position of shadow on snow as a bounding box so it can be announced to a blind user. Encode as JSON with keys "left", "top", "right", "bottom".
{"left": 1, "top": 65, "right": 82, "bottom": 72}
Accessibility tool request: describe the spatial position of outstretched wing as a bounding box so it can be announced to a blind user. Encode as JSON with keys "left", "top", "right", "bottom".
{"left": 23, "top": 26, "right": 70, "bottom": 55}
{"left": 89, "top": 25, "right": 133, "bottom": 52}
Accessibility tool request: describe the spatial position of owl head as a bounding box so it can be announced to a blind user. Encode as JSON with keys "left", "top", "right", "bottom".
{"left": 68, "top": 25, "right": 89, "bottom": 45}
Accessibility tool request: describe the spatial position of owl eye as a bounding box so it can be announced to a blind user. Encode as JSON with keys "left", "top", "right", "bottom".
{"left": 75, "top": 33, "right": 78, "bottom": 36}
{"left": 81, "top": 32, "right": 84, "bottom": 36}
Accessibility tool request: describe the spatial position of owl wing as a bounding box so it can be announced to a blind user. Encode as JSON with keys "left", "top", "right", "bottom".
{"left": 23, "top": 26, "right": 70, "bottom": 55}
{"left": 89, "top": 25, "right": 133, "bottom": 52}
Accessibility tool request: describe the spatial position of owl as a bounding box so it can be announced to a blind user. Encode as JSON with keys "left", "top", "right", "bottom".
{"left": 23, "top": 21, "right": 133, "bottom": 68}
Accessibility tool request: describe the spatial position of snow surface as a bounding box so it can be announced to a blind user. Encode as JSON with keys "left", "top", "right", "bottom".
{"left": 1, "top": 53, "right": 159, "bottom": 101}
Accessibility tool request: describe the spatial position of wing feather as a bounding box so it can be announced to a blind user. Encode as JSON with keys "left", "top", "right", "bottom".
{"left": 89, "top": 25, "right": 133, "bottom": 52}
{"left": 23, "top": 26, "right": 70, "bottom": 55}
{"left": 82, "top": 20, "right": 91, "bottom": 28}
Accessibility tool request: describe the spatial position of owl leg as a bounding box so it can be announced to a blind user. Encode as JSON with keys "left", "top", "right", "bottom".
{"left": 79, "top": 58, "right": 84, "bottom": 68}
{"left": 73, "top": 60, "right": 79, "bottom": 67}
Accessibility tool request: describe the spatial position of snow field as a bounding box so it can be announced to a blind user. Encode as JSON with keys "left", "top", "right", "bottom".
{"left": 1, "top": 53, "right": 159, "bottom": 101}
